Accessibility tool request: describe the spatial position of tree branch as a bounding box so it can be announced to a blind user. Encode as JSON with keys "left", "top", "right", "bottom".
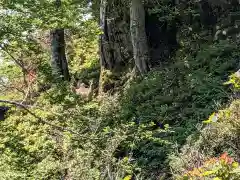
{"left": 0, "top": 79, "right": 25, "bottom": 95}
{"left": 0, "top": 99, "right": 79, "bottom": 135}
{"left": 0, "top": 45, "right": 27, "bottom": 72}
{"left": 0, "top": 45, "right": 28, "bottom": 86}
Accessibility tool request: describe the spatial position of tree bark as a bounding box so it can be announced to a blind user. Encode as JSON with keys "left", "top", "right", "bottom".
{"left": 99, "top": 0, "right": 132, "bottom": 70}
{"left": 130, "top": 0, "right": 150, "bottom": 74}
{"left": 98, "top": 0, "right": 133, "bottom": 93}
{"left": 99, "top": 0, "right": 113, "bottom": 69}
{"left": 50, "top": 0, "right": 70, "bottom": 81}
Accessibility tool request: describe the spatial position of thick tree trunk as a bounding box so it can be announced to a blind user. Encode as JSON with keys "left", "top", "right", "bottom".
{"left": 130, "top": 0, "right": 150, "bottom": 74}
{"left": 99, "top": 0, "right": 132, "bottom": 70}
{"left": 99, "top": 0, "right": 112, "bottom": 69}
{"left": 99, "top": 0, "right": 133, "bottom": 93}
{"left": 51, "top": 29, "right": 70, "bottom": 81}
{"left": 50, "top": 0, "right": 70, "bottom": 81}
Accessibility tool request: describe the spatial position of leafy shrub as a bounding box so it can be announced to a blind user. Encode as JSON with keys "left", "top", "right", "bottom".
{"left": 114, "top": 40, "right": 240, "bottom": 178}
{"left": 169, "top": 98, "right": 240, "bottom": 178}
{"left": 182, "top": 153, "right": 240, "bottom": 180}
{"left": 224, "top": 71, "right": 240, "bottom": 91}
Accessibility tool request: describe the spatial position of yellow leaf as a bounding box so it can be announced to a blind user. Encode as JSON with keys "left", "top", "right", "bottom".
{"left": 123, "top": 175, "right": 132, "bottom": 180}
{"left": 202, "top": 170, "right": 214, "bottom": 176}
{"left": 232, "top": 162, "right": 239, "bottom": 168}
{"left": 203, "top": 120, "right": 211, "bottom": 124}
{"left": 203, "top": 112, "right": 218, "bottom": 123}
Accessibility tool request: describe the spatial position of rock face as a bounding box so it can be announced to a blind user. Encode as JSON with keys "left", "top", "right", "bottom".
{"left": 0, "top": 106, "right": 9, "bottom": 120}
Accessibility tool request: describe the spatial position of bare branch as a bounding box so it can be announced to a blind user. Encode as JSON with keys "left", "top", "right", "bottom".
{"left": 21, "top": 80, "right": 33, "bottom": 103}
{"left": 0, "top": 79, "right": 25, "bottom": 95}
{"left": 0, "top": 45, "right": 28, "bottom": 86}
{"left": 0, "top": 45, "right": 27, "bottom": 72}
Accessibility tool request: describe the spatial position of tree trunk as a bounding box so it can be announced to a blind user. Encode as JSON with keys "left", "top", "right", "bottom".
{"left": 51, "top": 29, "right": 70, "bottom": 81}
{"left": 99, "top": 0, "right": 112, "bottom": 69}
{"left": 50, "top": 0, "right": 70, "bottom": 81}
{"left": 99, "top": 0, "right": 132, "bottom": 93}
{"left": 99, "top": 0, "right": 132, "bottom": 71}
{"left": 130, "top": 0, "right": 150, "bottom": 74}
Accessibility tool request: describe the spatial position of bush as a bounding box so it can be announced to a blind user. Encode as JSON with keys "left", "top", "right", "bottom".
{"left": 115, "top": 40, "right": 240, "bottom": 178}
{"left": 182, "top": 153, "right": 240, "bottom": 180}
{"left": 169, "top": 98, "right": 240, "bottom": 178}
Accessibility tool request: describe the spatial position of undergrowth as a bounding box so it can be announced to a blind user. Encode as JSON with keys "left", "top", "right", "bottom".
{"left": 1, "top": 40, "right": 240, "bottom": 179}
{"left": 112, "top": 40, "right": 240, "bottom": 178}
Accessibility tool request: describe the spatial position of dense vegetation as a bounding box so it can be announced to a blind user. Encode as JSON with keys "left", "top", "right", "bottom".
{"left": 0, "top": 0, "right": 240, "bottom": 179}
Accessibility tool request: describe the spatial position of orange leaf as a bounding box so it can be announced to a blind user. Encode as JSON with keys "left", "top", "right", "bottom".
{"left": 220, "top": 152, "right": 228, "bottom": 161}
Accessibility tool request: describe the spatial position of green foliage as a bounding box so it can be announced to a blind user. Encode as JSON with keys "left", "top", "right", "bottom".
{"left": 224, "top": 71, "right": 240, "bottom": 91}
{"left": 115, "top": 40, "right": 239, "bottom": 178}
{"left": 1, "top": 0, "right": 240, "bottom": 180}
{"left": 67, "top": 20, "right": 100, "bottom": 75}
{"left": 182, "top": 153, "right": 240, "bottom": 180}
{"left": 0, "top": 108, "right": 59, "bottom": 179}
{"left": 2, "top": 39, "right": 238, "bottom": 179}
{"left": 169, "top": 99, "right": 240, "bottom": 178}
